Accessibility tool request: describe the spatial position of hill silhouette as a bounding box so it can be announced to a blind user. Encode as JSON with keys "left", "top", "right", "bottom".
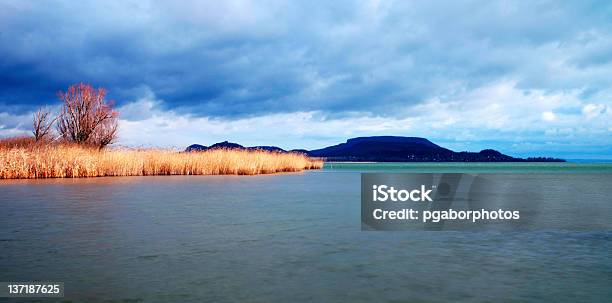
{"left": 186, "top": 141, "right": 286, "bottom": 153}
{"left": 186, "top": 136, "right": 565, "bottom": 162}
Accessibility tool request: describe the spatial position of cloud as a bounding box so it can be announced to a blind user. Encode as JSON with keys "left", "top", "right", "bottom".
{"left": 582, "top": 103, "right": 608, "bottom": 119}
{"left": 111, "top": 84, "right": 610, "bottom": 158}
{"left": 2, "top": 1, "right": 612, "bottom": 116}
{"left": 1, "top": 1, "right": 611, "bottom": 157}
{"left": 1, "top": 80, "right": 610, "bottom": 158}
{"left": 0, "top": 111, "right": 32, "bottom": 138}
{"left": 542, "top": 111, "right": 557, "bottom": 122}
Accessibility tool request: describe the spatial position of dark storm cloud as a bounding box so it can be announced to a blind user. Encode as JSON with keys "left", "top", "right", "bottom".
{"left": 1, "top": 0, "right": 612, "bottom": 117}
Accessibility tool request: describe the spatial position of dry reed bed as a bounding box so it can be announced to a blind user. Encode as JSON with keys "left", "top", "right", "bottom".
{"left": 0, "top": 145, "right": 323, "bottom": 179}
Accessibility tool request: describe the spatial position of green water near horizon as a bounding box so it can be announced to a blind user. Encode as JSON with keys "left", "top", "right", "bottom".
{"left": 323, "top": 162, "right": 612, "bottom": 173}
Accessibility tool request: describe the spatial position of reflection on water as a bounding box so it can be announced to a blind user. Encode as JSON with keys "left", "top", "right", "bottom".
{"left": 1, "top": 168, "right": 611, "bottom": 302}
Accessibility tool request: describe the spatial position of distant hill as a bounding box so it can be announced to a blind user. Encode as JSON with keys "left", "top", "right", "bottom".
{"left": 308, "top": 136, "right": 454, "bottom": 161}
{"left": 307, "top": 136, "right": 564, "bottom": 162}
{"left": 186, "top": 137, "right": 565, "bottom": 162}
{"left": 185, "top": 141, "right": 286, "bottom": 153}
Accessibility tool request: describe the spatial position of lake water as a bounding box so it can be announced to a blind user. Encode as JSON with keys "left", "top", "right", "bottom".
{"left": 1, "top": 163, "right": 611, "bottom": 302}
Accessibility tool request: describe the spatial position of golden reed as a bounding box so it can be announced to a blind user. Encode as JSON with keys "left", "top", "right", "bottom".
{"left": 0, "top": 138, "right": 323, "bottom": 179}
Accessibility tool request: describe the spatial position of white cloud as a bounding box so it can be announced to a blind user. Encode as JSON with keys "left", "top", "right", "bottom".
{"left": 0, "top": 112, "right": 32, "bottom": 138}
{"left": 542, "top": 111, "right": 556, "bottom": 122}
{"left": 582, "top": 103, "right": 607, "bottom": 119}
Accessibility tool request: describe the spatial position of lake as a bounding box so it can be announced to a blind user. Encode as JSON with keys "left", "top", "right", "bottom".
{"left": 1, "top": 163, "right": 611, "bottom": 302}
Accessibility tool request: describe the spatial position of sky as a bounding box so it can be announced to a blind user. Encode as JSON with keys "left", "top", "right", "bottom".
{"left": 1, "top": 0, "right": 611, "bottom": 159}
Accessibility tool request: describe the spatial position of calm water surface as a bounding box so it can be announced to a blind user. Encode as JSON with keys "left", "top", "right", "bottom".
{"left": 1, "top": 163, "right": 611, "bottom": 302}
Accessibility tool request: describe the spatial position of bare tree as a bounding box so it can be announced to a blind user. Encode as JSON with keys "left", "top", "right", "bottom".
{"left": 56, "top": 83, "right": 119, "bottom": 148}
{"left": 89, "top": 118, "right": 119, "bottom": 149}
{"left": 32, "top": 107, "right": 56, "bottom": 142}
